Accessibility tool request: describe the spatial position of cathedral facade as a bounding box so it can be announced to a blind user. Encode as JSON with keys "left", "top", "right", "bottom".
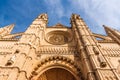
{"left": 0, "top": 13, "right": 120, "bottom": 80}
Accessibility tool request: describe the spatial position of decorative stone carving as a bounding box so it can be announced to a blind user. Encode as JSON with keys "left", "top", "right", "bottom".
{"left": 37, "top": 47, "right": 75, "bottom": 55}
{"left": 100, "top": 70, "right": 117, "bottom": 80}
{"left": 5, "top": 60, "right": 14, "bottom": 66}
{"left": 6, "top": 55, "right": 16, "bottom": 66}
{"left": 0, "top": 52, "right": 12, "bottom": 55}
{"left": 97, "top": 55, "right": 107, "bottom": 67}
{"left": 93, "top": 47, "right": 99, "bottom": 55}
{"left": 103, "top": 47, "right": 120, "bottom": 57}
{"left": 30, "top": 56, "right": 81, "bottom": 80}
{"left": 45, "top": 31, "right": 72, "bottom": 45}
{"left": 0, "top": 13, "right": 120, "bottom": 80}
{"left": 38, "top": 13, "right": 48, "bottom": 21}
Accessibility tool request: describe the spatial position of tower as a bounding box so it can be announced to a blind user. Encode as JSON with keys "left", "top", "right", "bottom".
{"left": 0, "top": 13, "right": 119, "bottom": 80}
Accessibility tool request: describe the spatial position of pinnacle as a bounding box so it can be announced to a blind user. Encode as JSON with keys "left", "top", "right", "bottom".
{"left": 0, "top": 24, "right": 15, "bottom": 36}
{"left": 103, "top": 25, "right": 110, "bottom": 29}
{"left": 103, "top": 25, "right": 120, "bottom": 37}
{"left": 37, "top": 13, "right": 48, "bottom": 20}
{"left": 103, "top": 25, "right": 119, "bottom": 32}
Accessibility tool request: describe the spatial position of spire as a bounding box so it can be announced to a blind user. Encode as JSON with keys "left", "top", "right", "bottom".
{"left": 103, "top": 25, "right": 120, "bottom": 44}
{"left": 7, "top": 24, "right": 15, "bottom": 34}
{"left": 0, "top": 24, "right": 14, "bottom": 36}
{"left": 103, "top": 25, "right": 120, "bottom": 37}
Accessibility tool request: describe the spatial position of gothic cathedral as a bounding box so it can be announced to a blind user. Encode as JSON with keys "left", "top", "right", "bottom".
{"left": 0, "top": 13, "right": 120, "bottom": 80}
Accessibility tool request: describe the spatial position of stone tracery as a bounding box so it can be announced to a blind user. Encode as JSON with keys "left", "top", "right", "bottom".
{"left": 45, "top": 31, "right": 72, "bottom": 45}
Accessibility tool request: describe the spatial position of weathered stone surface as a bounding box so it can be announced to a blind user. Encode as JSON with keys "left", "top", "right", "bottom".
{"left": 0, "top": 13, "right": 119, "bottom": 80}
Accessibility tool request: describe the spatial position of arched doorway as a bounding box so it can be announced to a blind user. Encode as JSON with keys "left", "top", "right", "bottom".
{"left": 30, "top": 56, "right": 82, "bottom": 80}
{"left": 37, "top": 68, "right": 76, "bottom": 80}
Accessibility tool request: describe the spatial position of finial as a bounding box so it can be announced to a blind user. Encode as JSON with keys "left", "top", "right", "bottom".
{"left": 38, "top": 13, "right": 48, "bottom": 21}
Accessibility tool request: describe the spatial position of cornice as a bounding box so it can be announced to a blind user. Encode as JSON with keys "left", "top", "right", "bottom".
{"left": 97, "top": 40, "right": 115, "bottom": 43}
{"left": 0, "top": 38, "right": 19, "bottom": 41}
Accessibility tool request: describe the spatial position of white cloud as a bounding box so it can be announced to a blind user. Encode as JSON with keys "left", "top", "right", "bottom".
{"left": 44, "top": 0, "right": 64, "bottom": 18}
{"left": 43, "top": 0, "right": 120, "bottom": 34}
{"left": 70, "top": 0, "right": 120, "bottom": 32}
{"left": 1, "top": 0, "right": 120, "bottom": 34}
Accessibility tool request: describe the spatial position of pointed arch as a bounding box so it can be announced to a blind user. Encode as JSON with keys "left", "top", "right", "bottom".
{"left": 30, "top": 56, "right": 82, "bottom": 80}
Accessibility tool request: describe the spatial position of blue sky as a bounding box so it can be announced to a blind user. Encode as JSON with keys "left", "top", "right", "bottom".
{"left": 0, "top": 0, "right": 120, "bottom": 34}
